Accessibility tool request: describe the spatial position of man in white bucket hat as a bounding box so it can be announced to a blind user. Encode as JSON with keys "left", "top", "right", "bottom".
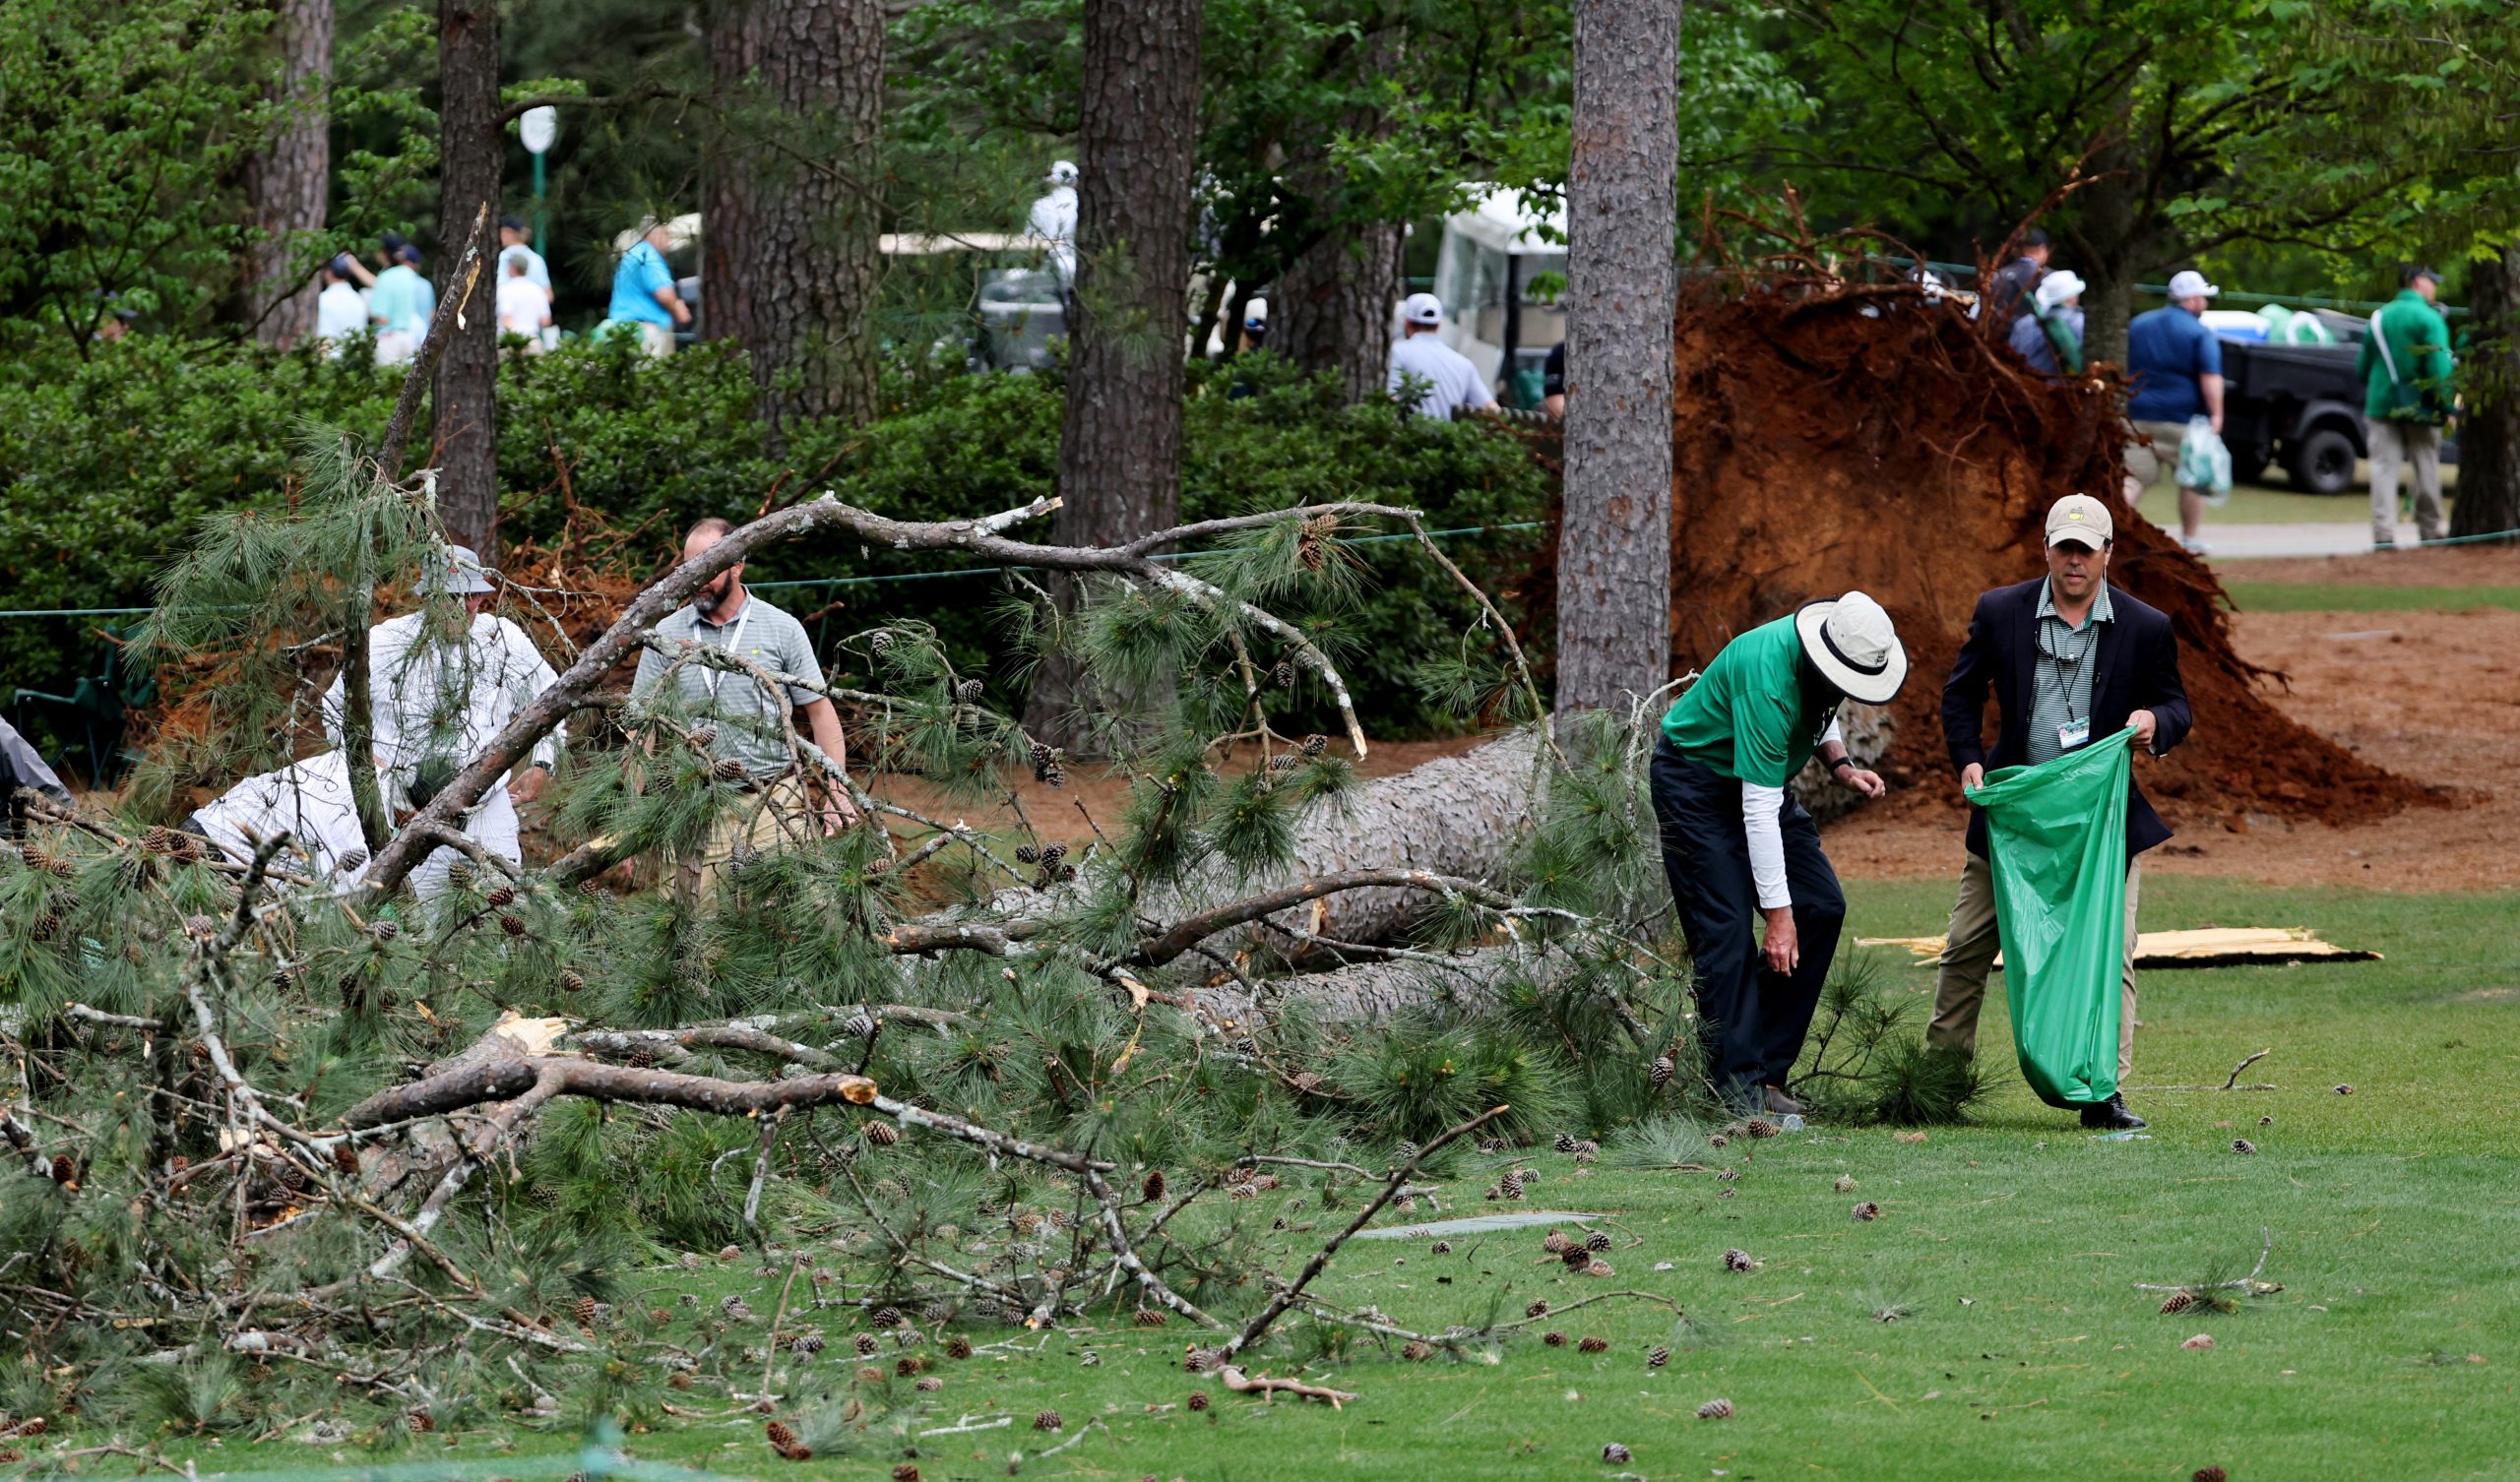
{"left": 1652, "top": 591, "right": 1904, "bottom": 1115}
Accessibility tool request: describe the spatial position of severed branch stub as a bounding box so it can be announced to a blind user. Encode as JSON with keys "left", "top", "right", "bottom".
{"left": 1217, "top": 1364, "right": 1359, "bottom": 1409}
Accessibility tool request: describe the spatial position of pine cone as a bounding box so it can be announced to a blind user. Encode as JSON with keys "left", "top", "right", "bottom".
{"left": 1267, "top": 752, "right": 1300, "bottom": 772}
{"left": 896, "top": 1356, "right": 924, "bottom": 1377}
{"left": 1032, "top": 1409, "right": 1062, "bottom": 1432}
{"left": 1543, "top": 1330, "right": 1566, "bottom": 1347}
{"left": 1577, "top": 1336, "right": 1608, "bottom": 1353}
{"left": 955, "top": 678, "right": 984, "bottom": 703}
{"left": 1648, "top": 1055, "right": 1675, "bottom": 1085}
{"left": 870, "top": 1305, "right": 903, "bottom": 1328}
{"left": 855, "top": 1332, "right": 880, "bottom": 1356}
{"left": 1039, "top": 841, "right": 1067, "bottom": 866}
{"left": 1852, "top": 1201, "right": 1882, "bottom": 1221}
{"left": 712, "top": 757, "right": 748, "bottom": 782}
{"left": 1134, "top": 1309, "right": 1169, "bottom": 1328}
{"left": 865, "top": 1121, "right": 900, "bottom": 1147}
{"left": 923, "top": 1300, "right": 952, "bottom": 1325}
{"left": 486, "top": 885, "right": 518, "bottom": 907}
{"left": 1647, "top": 1345, "right": 1670, "bottom": 1369}
{"left": 1554, "top": 1133, "right": 1579, "bottom": 1153}
{"left": 1184, "top": 1347, "right": 1219, "bottom": 1373}
{"left": 1301, "top": 733, "right": 1328, "bottom": 758}
{"left": 2182, "top": 1333, "right": 2215, "bottom": 1350}
{"left": 49, "top": 1154, "right": 75, "bottom": 1187}
{"left": 1499, "top": 1169, "right": 1526, "bottom": 1200}
{"left": 336, "top": 847, "right": 369, "bottom": 874}
{"left": 1142, "top": 1168, "right": 1166, "bottom": 1202}
{"left": 667, "top": 1371, "right": 692, "bottom": 1390}
{"left": 1477, "top": 1137, "right": 1506, "bottom": 1154}
{"left": 1585, "top": 1260, "right": 1614, "bottom": 1277}
{"left": 560, "top": 968, "right": 587, "bottom": 992}
{"left": 843, "top": 1012, "right": 877, "bottom": 1038}
{"left": 1015, "top": 844, "right": 1040, "bottom": 865}
{"left": 1723, "top": 1249, "right": 1754, "bottom": 1272}
{"left": 1744, "top": 1118, "right": 1780, "bottom": 1139}
{"left": 721, "top": 1295, "right": 753, "bottom": 1321}
{"left": 2192, "top": 1468, "right": 2228, "bottom": 1482}
{"left": 2160, "top": 1291, "right": 2197, "bottom": 1316}
{"left": 499, "top": 912, "right": 529, "bottom": 937}
{"left": 408, "top": 1408, "right": 434, "bottom": 1434}
{"left": 1696, "top": 1397, "right": 1734, "bottom": 1420}
{"left": 1543, "top": 1231, "right": 1571, "bottom": 1254}
{"left": 1835, "top": 1174, "right": 1858, "bottom": 1193}
{"left": 1585, "top": 1229, "right": 1612, "bottom": 1253}
{"left": 1401, "top": 1341, "right": 1432, "bottom": 1362}
{"left": 1187, "top": 1390, "right": 1209, "bottom": 1412}
{"left": 688, "top": 722, "right": 720, "bottom": 749}
{"left": 892, "top": 1466, "right": 921, "bottom": 1482}
{"left": 369, "top": 917, "right": 400, "bottom": 942}
{"left": 1429, "top": 1240, "right": 1451, "bottom": 1255}
{"left": 1561, "top": 1246, "right": 1592, "bottom": 1268}
{"left": 1526, "top": 1298, "right": 1550, "bottom": 1318}
{"left": 870, "top": 631, "right": 895, "bottom": 656}
{"left": 856, "top": 1366, "right": 883, "bottom": 1384}
{"left": 943, "top": 1335, "right": 973, "bottom": 1360}
{"left": 914, "top": 1375, "right": 942, "bottom": 1392}
{"left": 2232, "top": 1139, "right": 2257, "bottom": 1154}
{"left": 1602, "top": 1443, "right": 1632, "bottom": 1464}
{"left": 1271, "top": 659, "right": 1294, "bottom": 688}
{"left": 1079, "top": 1350, "right": 1100, "bottom": 1368}
{"left": 1707, "top": 1133, "right": 1730, "bottom": 1149}
{"left": 764, "top": 1421, "right": 798, "bottom": 1451}
{"left": 448, "top": 862, "right": 475, "bottom": 890}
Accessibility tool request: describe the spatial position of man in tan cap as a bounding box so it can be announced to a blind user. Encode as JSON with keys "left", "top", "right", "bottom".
{"left": 1931, "top": 494, "right": 2193, "bottom": 1129}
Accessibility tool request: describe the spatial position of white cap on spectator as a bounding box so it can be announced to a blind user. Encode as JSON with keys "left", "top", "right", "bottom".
{"left": 1402, "top": 291, "right": 1444, "bottom": 327}
{"left": 2035, "top": 271, "right": 2086, "bottom": 311}
{"left": 1045, "top": 159, "right": 1078, "bottom": 185}
{"left": 2167, "top": 269, "right": 2219, "bottom": 299}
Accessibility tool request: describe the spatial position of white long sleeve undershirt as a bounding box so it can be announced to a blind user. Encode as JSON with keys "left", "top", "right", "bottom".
{"left": 1744, "top": 717, "right": 1844, "bottom": 910}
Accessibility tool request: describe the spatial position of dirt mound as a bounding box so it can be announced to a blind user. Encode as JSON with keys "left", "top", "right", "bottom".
{"left": 1653, "top": 287, "right": 2434, "bottom": 826}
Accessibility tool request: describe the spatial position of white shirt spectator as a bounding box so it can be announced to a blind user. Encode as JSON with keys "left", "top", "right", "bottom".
{"left": 190, "top": 750, "right": 379, "bottom": 892}
{"left": 497, "top": 274, "right": 552, "bottom": 340}
{"left": 321, "top": 610, "right": 565, "bottom": 897}
{"left": 498, "top": 241, "right": 552, "bottom": 294}
{"left": 315, "top": 280, "right": 369, "bottom": 356}
{"left": 1387, "top": 332, "right": 1498, "bottom": 420}
{"left": 1029, "top": 166, "right": 1079, "bottom": 281}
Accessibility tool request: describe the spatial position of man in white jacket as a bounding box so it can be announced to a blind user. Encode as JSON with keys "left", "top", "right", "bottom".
{"left": 322, "top": 544, "right": 564, "bottom": 898}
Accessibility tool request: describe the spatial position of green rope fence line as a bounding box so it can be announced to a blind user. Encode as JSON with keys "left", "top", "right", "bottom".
{"left": 0, "top": 523, "right": 1551, "bottom": 620}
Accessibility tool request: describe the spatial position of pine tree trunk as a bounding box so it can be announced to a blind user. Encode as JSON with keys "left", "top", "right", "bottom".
{"left": 432, "top": 0, "right": 502, "bottom": 558}
{"left": 2066, "top": 137, "right": 2144, "bottom": 370}
{"left": 1275, "top": 221, "right": 1402, "bottom": 401}
{"left": 1024, "top": 0, "right": 1202, "bottom": 749}
{"left": 241, "top": 0, "right": 333, "bottom": 350}
{"left": 742, "top": 0, "right": 885, "bottom": 438}
{"left": 1555, "top": 0, "right": 1678, "bottom": 712}
{"left": 702, "top": 0, "right": 762, "bottom": 348}
{"left": 2452, "top": 242, "right": 2520, "bottom": 543}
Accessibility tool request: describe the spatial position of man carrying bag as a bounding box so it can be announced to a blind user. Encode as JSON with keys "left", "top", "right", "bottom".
{"left": 2357, "top": 266, "right": 2456, "bottom": 550}
{"left": 1928, "top": 496, "right": 2192, "bottom": 1130}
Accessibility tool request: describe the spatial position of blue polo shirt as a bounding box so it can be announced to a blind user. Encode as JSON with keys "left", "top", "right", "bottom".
{"left": 608, "top": 241, "right": 676, "bottom": 326}
{"left": 2125, "top": 306, "right": 2222, "bottom": 422}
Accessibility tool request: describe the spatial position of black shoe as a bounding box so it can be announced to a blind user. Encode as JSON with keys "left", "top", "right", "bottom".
{"left": 1761, "top": 1084, "right": 1806, "bottom": 1117}
{"left": 2078, "top": 1094, "right": 2147, "bottom": 1131}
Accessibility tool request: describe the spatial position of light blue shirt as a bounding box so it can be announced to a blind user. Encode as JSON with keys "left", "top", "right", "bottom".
{"left": 369, "top": 265, "right": 432, "bottom": 338}
{"left": 608, "top": 240, "right": 676, "bottom": 326}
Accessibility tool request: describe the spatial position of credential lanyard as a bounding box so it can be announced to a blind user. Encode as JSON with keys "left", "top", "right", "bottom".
{"left": 701, "top": 603, "right": 751, "bottom": 703}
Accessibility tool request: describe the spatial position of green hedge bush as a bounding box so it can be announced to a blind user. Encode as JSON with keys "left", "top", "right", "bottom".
{"left": 1, "top": 336, "right": 1548, "bottom": 745}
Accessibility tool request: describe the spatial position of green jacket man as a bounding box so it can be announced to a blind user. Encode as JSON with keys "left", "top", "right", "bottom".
{"left": 2354, "top": 268, "right": 2455, "bottom": 549}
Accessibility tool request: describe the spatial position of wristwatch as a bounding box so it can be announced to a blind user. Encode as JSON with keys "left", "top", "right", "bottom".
{"left": 1828, "top": 757, "right": 1858, "bottom": 777}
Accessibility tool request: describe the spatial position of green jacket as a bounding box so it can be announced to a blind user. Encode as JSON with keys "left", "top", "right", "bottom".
{"left": 2356, "top": 289, "right": 2454, "bottom": 424}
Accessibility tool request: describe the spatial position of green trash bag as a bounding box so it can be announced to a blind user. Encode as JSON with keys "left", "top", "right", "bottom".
{"left": 1964, "top": 727, "right": 2136, "bottom": 1108}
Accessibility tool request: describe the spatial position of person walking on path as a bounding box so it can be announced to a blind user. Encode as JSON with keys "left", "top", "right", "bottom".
{"left": 630, "top": 518, "right": 860, "bottom": 900}
{"left": 1386, "top": 292, "right": 1496, "bottom": 420}
{"left": 1652, "top": 593, "right": 1903, "bottom": 1116}
{"left": 2358, "top": 266, "right": 2456, "bottom": 549}
{"left": 1987, "top": 228, "right": 2051, "bottom": 323}
{"left": 604, "top": 218, "right": 691, "bottom": 356}
{"left": 2123, "top": 270, "right": 2227, "bottom": 555}
{"left": 1928, "top": 495, "right": 2193, "bottom": 1131}
{"left": 2008, "top": 270, "right": 2086, "bottom": 377}
{"left": 322, "top": 544, "right": 565, "bottom": 900}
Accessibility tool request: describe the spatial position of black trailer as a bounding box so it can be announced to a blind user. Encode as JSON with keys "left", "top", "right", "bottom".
{"left": 2215, "top": 336, "right": 2373, "bottom": 495}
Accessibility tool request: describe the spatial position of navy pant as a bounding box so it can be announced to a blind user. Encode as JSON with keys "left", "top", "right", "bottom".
{"left": 1650, "top": 743, "right": 1847, "bottom": 1108}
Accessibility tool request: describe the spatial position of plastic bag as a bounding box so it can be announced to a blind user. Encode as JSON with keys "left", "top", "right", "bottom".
{"left": 1964, "top": 728, "right": 2135, "bottom": 1109}
{"left": 2177, "top": 415, "right": 2234, "bottom": 503}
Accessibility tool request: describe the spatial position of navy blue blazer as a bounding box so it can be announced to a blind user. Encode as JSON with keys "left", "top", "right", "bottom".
{"left": 1941, "top": 578, "right": 2194, "bottom": 859}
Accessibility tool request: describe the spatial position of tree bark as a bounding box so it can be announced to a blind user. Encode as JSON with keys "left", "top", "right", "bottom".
{"left": 702, "top": 0, "right": 762, "bottom": 349}
{"left": 1024, "top": 0, "right": 1203, "bottom": 749}
{"left": 2453, "top": 242, "right": 2520, "bottom": 543}
{"left": 1275, "top": 221, "right": 1403, "bottom": 401}
{"left": 742, "top": 0, "right": 886, "bottom": 438}
{"left": 241, "top": 0, "right": 333, "bottom": 350}
{"left": 1555, "top": 0, "right": 1678, "bottom": 711}
{"left": 432, "top": 0, "right": 502, "bottom": 558}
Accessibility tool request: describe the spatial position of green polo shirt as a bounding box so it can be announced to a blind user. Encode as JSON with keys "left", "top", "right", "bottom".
{"left": 1659, "top": 616, "right": 1835, "bottom": 787}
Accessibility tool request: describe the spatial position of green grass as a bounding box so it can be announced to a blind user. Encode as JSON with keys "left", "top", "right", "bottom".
{"left": 2129, "top": 464, "right": 2458, "bottom": 526}
{"left": 86, "top": 878, "right": 2520, "bottom": 1482}
{"left": 2222, "top": 582, "right": 2520, "bottom": 614}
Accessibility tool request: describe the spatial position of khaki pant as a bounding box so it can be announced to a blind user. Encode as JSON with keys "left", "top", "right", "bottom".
{"left": 1927, "top": 851, "right": 2141, "bottom": 1083}
{"left": 674, "top": 772, "right": 817, "bottom": 902}
{"left": 2122, "top": 419, "right": 2192, "bottom": 501}
{"left": 2366, "top": 420, "right": 2447, "bottom": 545}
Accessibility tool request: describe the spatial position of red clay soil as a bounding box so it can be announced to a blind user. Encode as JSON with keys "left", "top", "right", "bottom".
{"left": 1641, "top": 287, "right": 2441, "bottom": 827}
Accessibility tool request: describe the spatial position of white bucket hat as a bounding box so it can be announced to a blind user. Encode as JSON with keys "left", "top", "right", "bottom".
{"left": 2035, "top": 270, "right": 2086, "bottom": 312}
{"left": 421, "top": 543, "right": 497, "bottom": 596}
{"left": 1045, "top": 159, "right": 1078, "bottom": 186}
{"left": 1794, "top": 591, "right": 1907, "bottom": 706}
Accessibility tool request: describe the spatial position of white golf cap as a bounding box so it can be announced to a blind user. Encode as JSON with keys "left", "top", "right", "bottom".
{"left": 422, "top": 543, "right": 497, "bottom": 596}
{"left": 1402, "top": 291, "right": 1444, "bottom": 326}
{"left": 2167, "top": 269, "right": 2219, "bottom": 299}
{"left": 1794, "top": 591, "right": 1907, "bottom": 707}
{"left": 2035, "top": 270, "right": 2086, "bottom": 311}
{"left": 1045, "top": 159, "right": 1077, "bottom": 185}
{"left": 2045, "top": 493, "right": 2113, "bottom": 549}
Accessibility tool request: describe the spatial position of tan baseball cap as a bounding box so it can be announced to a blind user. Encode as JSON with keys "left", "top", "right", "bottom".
{"left": 2046, "top": 494, "right": 2113, "bottom": 549}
